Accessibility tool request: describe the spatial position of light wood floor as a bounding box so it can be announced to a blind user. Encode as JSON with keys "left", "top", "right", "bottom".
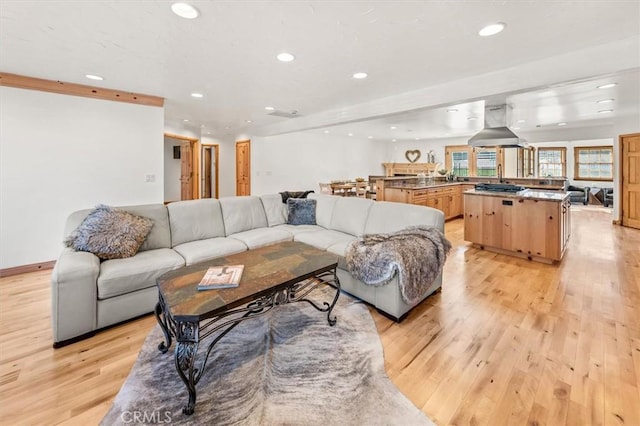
{"left": 1, "top": 206, "right": 638, "bottom": 425}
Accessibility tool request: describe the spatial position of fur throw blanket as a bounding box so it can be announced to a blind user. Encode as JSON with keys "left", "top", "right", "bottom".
{"left": 345, "top": 226, "right": 452, "bottom": 305}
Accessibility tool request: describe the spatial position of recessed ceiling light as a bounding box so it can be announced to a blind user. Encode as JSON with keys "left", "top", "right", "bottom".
{"left": 390, "top": 126, "right": 397, "bottom": 130}
{"left": 348, "top": 133, "right": 354, "bottom": 136}
{"left": 246, "top": 120, "right": 253, "bottom": 123}
{"left": 597, "top": 99, "right": 615, "bottom": 104}
{"left": 324, "top": 130, "right": 330, "bottom": 134}
{"left": 353, "top": 72, "right": 368, "bottom": 79}
{"left": 479, "top": 22, "right": 506, "bottom": 37}
{"left": 85, "top": 74, "right": 104, "bottom": 81}
{"left": 265, "top": 106, "right": 275, "bottom": 111}
{"left": 191, "top": 92, "right": 204, "bottom": 98}
{"left": 516, "top": 119, "right": 525, "bottom": 123}
{"left": 598, "top": 109, "right": 614, "bottom": 114}
{"left": 171, "top": 3, "right": 199, "bottom": 19}
{"left": 277, "top": 52, "right": 295, "bottom": 62}
{"left": 183, "top": 119, "right": 189, "bottom": 122}
{"left": 468, "top": 117, "right": 478, "bottom": 121}
{"left": 392, "top": 139, "right": 397, "bottom": 142}
{"left": 415, "top": 137, "right": 420, "bottom": 140}
{"left": 447, "top": 108, "right": 458, "bottom": 113}
{"left": 368, "top": 136, "right": 373, "bottom": 139}
{"left": 557, "top": 122, "right": 567, "bottom": 126}
{"left": 597, "top": 83, "right": 617, "bottom": 89}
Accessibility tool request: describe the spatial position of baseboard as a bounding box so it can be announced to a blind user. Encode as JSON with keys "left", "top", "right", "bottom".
{"left": 0, "top": 260, "right": 56, "bottom": 278}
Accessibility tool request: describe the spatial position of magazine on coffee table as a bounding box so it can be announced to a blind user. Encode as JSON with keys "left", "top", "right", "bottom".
{"left": 197, "top": 265, "right": 244, "bottom": 290}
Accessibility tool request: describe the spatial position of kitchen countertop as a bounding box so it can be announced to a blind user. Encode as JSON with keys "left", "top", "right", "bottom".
{"left": 464, "top": 188, "right": 570, "bottom": 202}
{"left": 385, "top": 182, "right": 463, "bottom": 190}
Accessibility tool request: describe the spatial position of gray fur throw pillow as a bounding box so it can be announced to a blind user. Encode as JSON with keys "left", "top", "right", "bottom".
{"left": 64, "top": 204, "right": 153, "bottom": 260}
{"left": 287, "top": 198, "right": 316, "bottom": 225}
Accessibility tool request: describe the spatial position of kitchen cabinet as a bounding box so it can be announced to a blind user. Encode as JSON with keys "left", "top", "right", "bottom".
{"left": 383, "top": 184, "right": 462, "bottom": 220}
{"left": 463, "top": 190, "right": 571, "bottom": 263}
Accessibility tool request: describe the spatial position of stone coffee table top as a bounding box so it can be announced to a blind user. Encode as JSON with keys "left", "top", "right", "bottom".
{"left": 157, "top": 241, "right": 339, "bottom": 322}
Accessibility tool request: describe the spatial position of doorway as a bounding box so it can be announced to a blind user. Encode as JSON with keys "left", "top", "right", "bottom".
{"left": 236, "top": 140, "right": 251, "bottom": 196}
{"left": 164, "top": 133, "right": 200, "bottom": 203}
{"left": 201, "top": 144, "right": 219, "bottom": 198}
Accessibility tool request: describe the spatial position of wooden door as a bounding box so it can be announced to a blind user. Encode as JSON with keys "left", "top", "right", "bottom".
{"left": 621, "top": 133, "right": 640, "bottom": 229}
{"left": 236, "top": 140, "right": 250, "bottom": 196}
{"left": 202, "top": 146, "right": 212, "bottom": 198}
{"left": 180, "top": 141, "right": 193, "bottom": 200}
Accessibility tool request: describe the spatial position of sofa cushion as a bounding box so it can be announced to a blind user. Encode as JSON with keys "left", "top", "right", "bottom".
{"left": 64, "top": 204, "right": 171, "bottom": 252}
{"left": 329, "top": 197, "right": 373, "bottom": 237}
{"left": 260, "top": 194, "right": 288, "bottom": 227}
{"left": 273, "top": 224, "right": 325, "bottom": 236}
{"left": 294, "top": 229, "right": 356, "bottom": 250}
{"left": 364, "top": 201, "right": 444, "bottom": 235}
{"left": 287, "top": 198, "right": 317, "bottom": 225}
{"left": 326, "top": 241, "right": 352, "bottom": 270}
{"left": 64, "top": 205, "right": 153, "bottom": 260}
{"left": 219, "top": 196, "right": 268, "bottom": 235}
{"left": 167, "top": 199, "right": 225, "bottom": 247}
{"left": 228, "top": 228, "right": 293, "bottom": 249}
{"left": 97, "top": 248, "right": 185, "bottom": 299}
{"left": 307, "top": 194, "right": 339, "bottom": 229}
{"left": 173, "top": 237, "right": 247, "bottom": 266}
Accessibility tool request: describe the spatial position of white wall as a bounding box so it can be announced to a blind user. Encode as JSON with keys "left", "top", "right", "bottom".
{"left": 0, "top": 87, "right": 164, "bottom": 269}
{"left": 163, "top": 136, "right": 181, "bottom": 202}
{"left": 251, "top": 132, "right": 386, "bottom": 195}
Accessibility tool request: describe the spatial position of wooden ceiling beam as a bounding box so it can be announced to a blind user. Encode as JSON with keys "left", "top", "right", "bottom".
{"left": 0, "top": 72, "right": 164, "bottom": 107}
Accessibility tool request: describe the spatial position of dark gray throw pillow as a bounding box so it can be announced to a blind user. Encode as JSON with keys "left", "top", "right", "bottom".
{"left": 64, "top": 204, "right": 154, "bottom": 260}
{"left": 287, "top": 198, "right": 317, "bottom": 225}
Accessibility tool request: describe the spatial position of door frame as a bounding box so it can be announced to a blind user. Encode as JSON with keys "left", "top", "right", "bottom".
{"left": 164, "top": 132, "right": 200, "bottom": 200}
{"left": 201, "top": 144, "right": 219, "bottom": 198}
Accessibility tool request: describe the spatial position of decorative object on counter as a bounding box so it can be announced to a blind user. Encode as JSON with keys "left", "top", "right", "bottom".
{"left": 437, "top": 168, "right": 448, "bottom": 176}
{"left": 405, "top": 149, "right": 421, "bottom": 163}
{"left": 417, "top": 172, "right": 427, "bottom": 185}
{"left": 355, "top": 177, "right": 365, "bottom": 182}
{"left": 427, "top": 150, "right": 435, "bottom": 163}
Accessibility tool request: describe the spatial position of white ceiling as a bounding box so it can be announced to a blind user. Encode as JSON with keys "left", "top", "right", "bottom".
{"left": 1, "top": 1, "right": 639, "bottom": 140}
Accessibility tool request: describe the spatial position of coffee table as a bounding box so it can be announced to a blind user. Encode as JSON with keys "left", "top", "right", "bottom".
{"left": 154, "top": 241, "right": 341, "bottom": 415}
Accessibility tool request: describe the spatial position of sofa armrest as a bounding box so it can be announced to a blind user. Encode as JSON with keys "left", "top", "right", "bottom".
{"left": 51, "top": 248, "right": 100, "bottom": 345}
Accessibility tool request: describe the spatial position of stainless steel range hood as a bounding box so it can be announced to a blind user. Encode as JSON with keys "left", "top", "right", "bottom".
{"left": 468, "top": 105, "right": 528, "bottom": 148}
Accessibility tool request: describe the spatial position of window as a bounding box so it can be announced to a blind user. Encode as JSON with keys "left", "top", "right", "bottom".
{"left": 537, "top": 147, "right": 566, "bottom": 177}
{"left": 475, "top": 148, "right": 498, "bottom": 177}
{"left": 574, "top": 146, "right": 613, "bottom": 181}
{"left": 451, "top": 151, "right": 470, "bottom": 176}
{"left": 445, "top": 146, "right": 471, "bottom": 177}
{"left": 445, "top": 146, "right": 503, "bottom": 177}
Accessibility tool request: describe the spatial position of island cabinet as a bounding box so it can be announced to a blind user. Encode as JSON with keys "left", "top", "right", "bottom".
{"left": 464, "top": 190, "right": 571, "bottom": 263}
{"left": 384, "top": 185, "right": 462, "bottom": 220}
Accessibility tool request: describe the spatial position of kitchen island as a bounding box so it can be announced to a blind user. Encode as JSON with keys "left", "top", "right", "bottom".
{"left": 463, "top": 189, "right": 571, "bottom": 263}
{"left": 375, "top": 175, "right": 567, "bottom": 221}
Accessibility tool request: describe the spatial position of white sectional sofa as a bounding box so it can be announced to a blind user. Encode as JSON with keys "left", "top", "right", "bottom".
{"left": 51, "top": 194, "right": 445, "bottom": 346}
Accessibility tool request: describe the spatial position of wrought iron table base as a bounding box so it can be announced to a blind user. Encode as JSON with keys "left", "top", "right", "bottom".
{"left": 154, "top": 270, "right": 340, "bottom": 415}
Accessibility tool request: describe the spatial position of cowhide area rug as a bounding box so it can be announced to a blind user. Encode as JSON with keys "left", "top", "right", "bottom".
{"left": 102, "top": 289, "right": 434, "bottom": 425}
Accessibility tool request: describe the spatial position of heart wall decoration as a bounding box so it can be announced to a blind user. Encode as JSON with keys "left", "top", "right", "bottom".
{"left": 405, "top": 149, "right": 421, "bottom": 163}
